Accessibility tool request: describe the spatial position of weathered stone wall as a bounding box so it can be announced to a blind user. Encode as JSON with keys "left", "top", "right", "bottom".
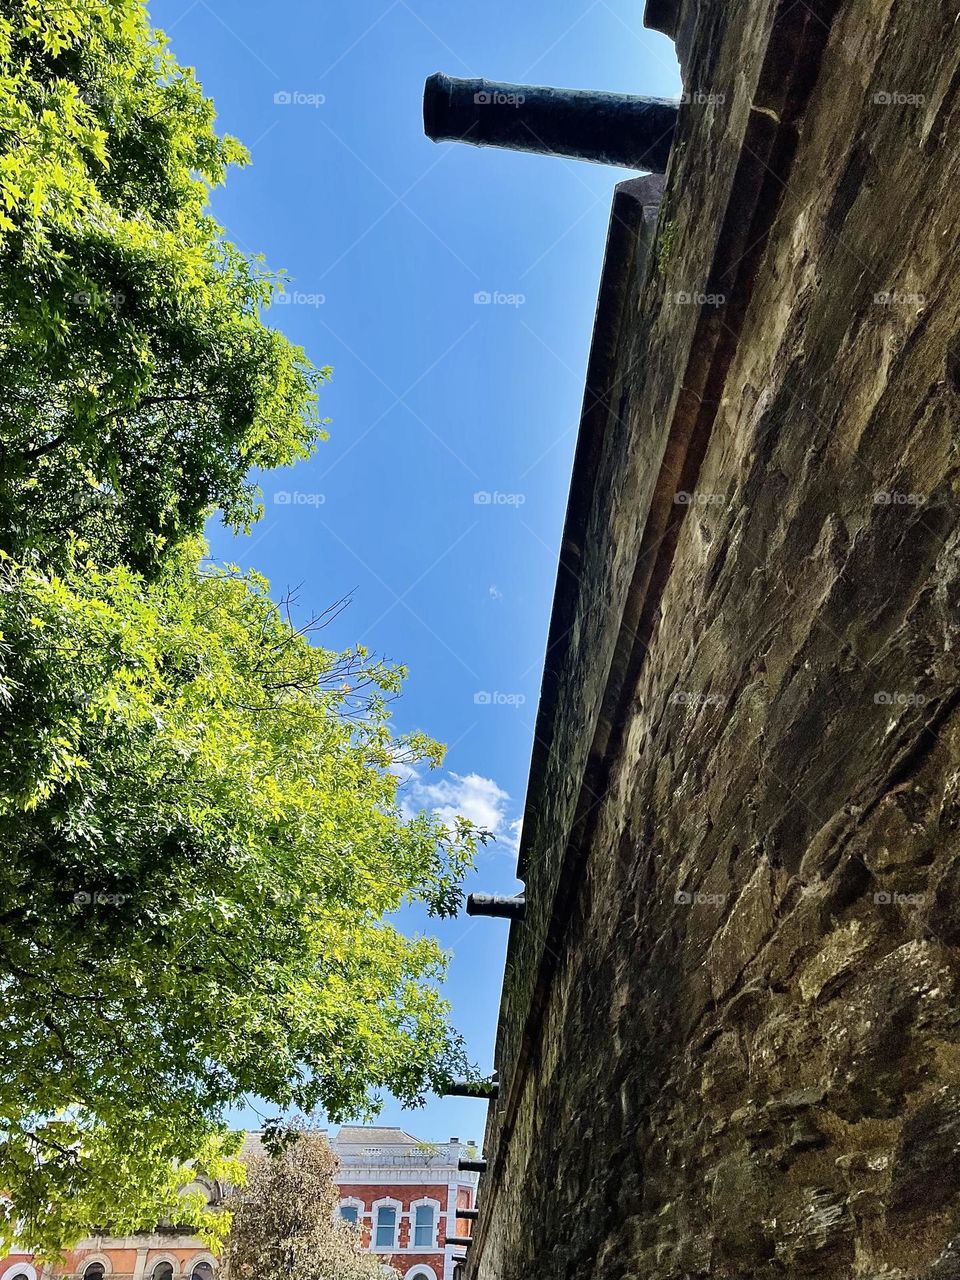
{"left": 469, "top": 0, "right": 960, "bottom": 1276}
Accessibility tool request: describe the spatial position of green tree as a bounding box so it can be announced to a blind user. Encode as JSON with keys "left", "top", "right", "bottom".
{"left": 225, "top": 1127, "right": 395, "bottom": 1280}
{"left": 0, "top": 0, "right": 326, "bottom": 573}
{"left": 0, "top": 541, "right": 482, "bottom": 1255}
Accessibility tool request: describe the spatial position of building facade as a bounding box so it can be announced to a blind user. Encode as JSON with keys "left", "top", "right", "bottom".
{"left": 437, "top": 0, "right": 960, "bottom": 1275}
{"left": 0, "top": 1234, "right": 219, "bottom": 1280}
{"left": 0, "top": 1128, "right": 477, "bottom": 1280}
{"left": 332, "top": 1128, "right": 477, "bottom": 1280}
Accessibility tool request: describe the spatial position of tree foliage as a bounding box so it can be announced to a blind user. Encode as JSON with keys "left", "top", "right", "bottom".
{"left": 0, "top": 0, "right": 326, "bottom": 573}
{"left": 0, "top": 0, "right": 485, "bottom": 1256}
{"left": 0, "top": 541, "right": 480, "bottom": 1255}
{"left": 225, "top": 1127, "right": 394, "bottom": 1280}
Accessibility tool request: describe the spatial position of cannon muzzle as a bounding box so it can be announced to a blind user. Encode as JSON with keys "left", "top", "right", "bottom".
{"left": 442, "top": 1078, "right": 500, "bottom": 1099}
{"left": 466, "top": 893, "right": 526, "bottom": 920}
{"left": 424, "top": 72, "right": 677, "bottom": 172}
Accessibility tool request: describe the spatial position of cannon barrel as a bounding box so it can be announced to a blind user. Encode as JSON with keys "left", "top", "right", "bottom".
{"left": 459, "top": 1208, "right": 480, "bottom": 1221}
{"left": 442, "top": 1078, "right": 500, "bottom": 1099}
{"left": 424, "top": 72, "right": 677, "bottom": 172}
{"left": 466, "top": 892, "right": 526, "bottom": 919}
{"left": 445, "top": 1236, "right": 473, "bottom": 1248}
{"left": 459, "top": 1157, "right": 488, "bottom": 1172}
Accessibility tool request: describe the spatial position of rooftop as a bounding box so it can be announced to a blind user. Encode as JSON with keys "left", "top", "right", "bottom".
{"left": 334, "top": 1126, "right": 423, "bottom": 1145}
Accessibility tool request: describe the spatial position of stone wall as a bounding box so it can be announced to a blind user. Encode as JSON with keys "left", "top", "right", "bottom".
{"left": 468, "top": 0, "right": 960, "bottom": 1276}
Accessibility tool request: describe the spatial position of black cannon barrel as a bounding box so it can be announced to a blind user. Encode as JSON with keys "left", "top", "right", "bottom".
{"left": 459, "top": 1208, "right": 480, "bottom": 1221}
{"left": 442, "top": 1078, "right": 500, "bottom": 1099}
{"left": 466, "top": 892, "right": 526, "bottom": 920}
{"left": 459, "top": 1157, "right": 487, "bottom": 1172}
{"left": 424, "top": 72, "right": 677, "bottom": 173}
{"left": 445, "top": 1236, "right": 473, "bottom": 1248}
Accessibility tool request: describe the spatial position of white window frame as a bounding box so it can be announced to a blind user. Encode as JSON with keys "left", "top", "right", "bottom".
{"left": 371, "top": 1196, "right": 403, "bottom": 1251}
{"left": 2, "top": 1264, "right": 38, "bottom": 1280}
{"left": 183, "top": 1255, "right": 216, "bottom": 1280}
{"left": 77, "top": 1257, "right": 113, "bottom": 1280}
{"left": 409, "top": 1197, "right": 441, "bottom": 1249}
{"left": 146, "top": 1256, "right": 180, "bottom": 1280}
{"left": 337, "top": 1196, "right": 364, "bottom": 1227}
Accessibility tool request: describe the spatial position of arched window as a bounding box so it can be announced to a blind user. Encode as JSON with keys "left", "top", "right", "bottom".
{"left": 152, "top": 1264, "right": 174, "bottom": 1280}
{"left": 340, "top": 1204, "right": 359, "bottom": 1225}
{"left": 413, "top": 1204, "right": 435, "bottom": 1247}
{"left": 191, "top": 1265, "right": 214, "bottom": 1280}
{"left": 84, "top": 1265, "right": 105, "bottom": 1280}
{"left": 374, "top": 1205, "right": 396, "bottom": 1248}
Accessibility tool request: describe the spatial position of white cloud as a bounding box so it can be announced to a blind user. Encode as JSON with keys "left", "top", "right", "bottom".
{"left": 401, "top": 770, "right": 521, "bottom": 854}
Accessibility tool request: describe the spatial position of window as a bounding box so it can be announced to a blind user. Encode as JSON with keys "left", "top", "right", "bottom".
{"left": 84, "top": 1266, "right": 105, "bottom": 1280}
{"left": 340, "top": 1205, "right": 359, "bottom": 1225}
{"left": 413, "top": 1205, "right": 435, "bottom": 1247}
{"left": 374, "top": 1206, "right": 396, "bottom": 1248}
{"left": 152, "top": 1265, "right": 173, "bottom": 1280}
{"left": 191, "top": 1265, "right": 214, "bottom": 1280}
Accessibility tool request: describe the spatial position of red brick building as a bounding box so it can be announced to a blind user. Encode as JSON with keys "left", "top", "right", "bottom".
{"left": 0, "top": 1128, "right": 477, "bottom": 1280}
{"left": 0, "top": 1225, "right": 219, "bottom": 1280}
{"left": 332, "top": 1127, "right": 478, "bottom": 1280}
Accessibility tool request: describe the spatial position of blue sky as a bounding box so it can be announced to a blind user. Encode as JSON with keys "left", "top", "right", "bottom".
{"left": 151, "top": 0, "right": 679, "bottom": 1143}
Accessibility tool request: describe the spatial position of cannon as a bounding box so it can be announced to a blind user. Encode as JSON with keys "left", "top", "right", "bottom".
{"left": 423, "top": 73, "right": 677, "bottom": 172}
{"left": 442, "top": 1078, "right": 500, "bottom": 1099}
{"left": 466, "top": 893, "right": 526, "bottom": 920}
